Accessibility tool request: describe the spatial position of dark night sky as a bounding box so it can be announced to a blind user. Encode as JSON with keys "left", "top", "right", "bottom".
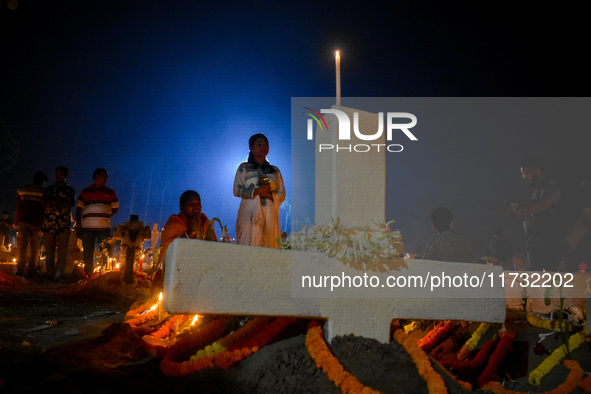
{"left": 0, "top": 1, "right": 589, "bottom": 257}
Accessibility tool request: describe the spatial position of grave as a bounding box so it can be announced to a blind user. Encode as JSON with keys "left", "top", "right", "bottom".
{"left": 163, "top": 106, "right": 507, "bottom": 343}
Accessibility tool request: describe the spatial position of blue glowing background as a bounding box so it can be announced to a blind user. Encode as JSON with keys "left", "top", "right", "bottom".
{"left": 1, "top": 1, "right": 588, "bottom": 254}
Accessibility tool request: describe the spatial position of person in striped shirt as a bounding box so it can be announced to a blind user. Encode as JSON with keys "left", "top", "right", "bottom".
{"left": 75, "top": 168, "right": 119, "bottom": 275}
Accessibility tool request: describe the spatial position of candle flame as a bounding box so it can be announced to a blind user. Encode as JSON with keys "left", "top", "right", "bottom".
{"left": 335, "top": 50, "right": 340, "bottom": 58}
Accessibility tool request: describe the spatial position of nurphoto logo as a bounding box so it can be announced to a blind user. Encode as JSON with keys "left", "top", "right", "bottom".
{"left": 304, "top": 107, "right": 418, "bottom": 153}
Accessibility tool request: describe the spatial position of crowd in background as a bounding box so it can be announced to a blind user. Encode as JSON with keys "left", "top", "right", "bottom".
{"left": 2, "top": 153, "right": 590, "bottom": 278}
{"left": 419, "top": 156, "right": 591, "bottom": 273}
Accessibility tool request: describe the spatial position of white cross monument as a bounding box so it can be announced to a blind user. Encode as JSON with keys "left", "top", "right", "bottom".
{"left": 163, "top": 105, "right": 506, "bottom": 343}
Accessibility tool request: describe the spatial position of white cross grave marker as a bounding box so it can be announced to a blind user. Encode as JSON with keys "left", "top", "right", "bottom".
{"left": 164, "top": 105, "right": 507, "bottom": 343}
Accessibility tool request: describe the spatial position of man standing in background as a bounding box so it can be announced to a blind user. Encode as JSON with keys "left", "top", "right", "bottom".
{"left": 509, "top": 156, "right": 562, "bottom": 271}
{"left": 76, "top": 168, "right": 118, "bottom": 275}
{"left": 15, "top": 171, "right": 48, "bottom": 277}
{"left": 0, "top": 211, "right": 14, "bottom": 249}
{"left": 42, "top": 166, "right": 75, "bottom": 281}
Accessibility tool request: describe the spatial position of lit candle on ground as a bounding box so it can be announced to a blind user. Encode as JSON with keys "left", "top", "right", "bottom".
{"left": 158, "top": 292, "right": 163, "bottom": 320}
{"left": 335, "top": 50, "right": 341, "bottom": 106}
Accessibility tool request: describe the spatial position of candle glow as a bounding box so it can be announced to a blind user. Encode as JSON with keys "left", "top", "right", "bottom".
{"left": 335, "top": 50, "right": 341, "bottom": 106}
{"left": 158, "top": 291, "right": 163, "bottom": 320}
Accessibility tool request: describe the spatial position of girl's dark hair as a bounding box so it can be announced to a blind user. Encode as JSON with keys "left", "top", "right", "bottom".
{"left": 179, "top": 190, "right": 201, "bottom": 209}
{"left": 249, "top": 133, "right": 268, "bottom": 147}
{"left": 246, "top": 133, "right": 275, "bottom": 173}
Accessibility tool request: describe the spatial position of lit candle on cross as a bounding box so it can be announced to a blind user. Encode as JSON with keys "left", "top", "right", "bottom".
{"left": 335, "top": 50, "right": 341, "bottom": 106}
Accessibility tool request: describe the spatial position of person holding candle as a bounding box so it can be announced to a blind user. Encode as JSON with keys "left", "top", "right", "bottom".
{"left": 507, "top": 156, "right": 562, "bottom": 271}
{"left": 233, "top": 133, "right": 285, "bottom": 248}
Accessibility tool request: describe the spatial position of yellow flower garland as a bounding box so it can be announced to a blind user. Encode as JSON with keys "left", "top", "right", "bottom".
{"left": 528, "top": 330, "right": 587, "bottom": 386}
{"left": 187, "top": 317, "right": 296, "bottom": 371}
{"left": 393, "top": 329, "right": 447, "bottom": 394}
{"left": 486, "top": 359, "right": 584, "bottom": 394}
{"left": 305, "top": 321, "right": 381, "bottom": 394}
{"left": 190, "top": 316, "right": 271, "bottom": 360}
{"left": 160, "top": 316, "right": 294, "bottom": 376}
{"left": 457, "top": 322, "right": 490, "bottom": 361}
{"left": 404, "top": 321, "right": 420, "bottom": 334}
{"left": 526, "top": 313, "right": 573, "bottom": 331}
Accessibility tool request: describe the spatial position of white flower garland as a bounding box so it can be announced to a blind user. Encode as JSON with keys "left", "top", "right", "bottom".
{"left": 283, "top": 218, "right": 406, "bottom": 271}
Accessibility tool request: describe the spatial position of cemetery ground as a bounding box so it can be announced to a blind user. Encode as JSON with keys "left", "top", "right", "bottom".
{"left": 1, "top": 272, "right": 591, "bottom": 393}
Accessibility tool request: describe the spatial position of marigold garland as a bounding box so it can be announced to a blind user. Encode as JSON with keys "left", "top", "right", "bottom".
{"left": 125, "top": 294, "right": 159, "bottom": 320}
{"left": 418, "top": 320, "right": 456, "bottom": 353}
{"left": 579, "top": 373, "right": 591, "bottom": 392}
{"left": 306, "top": 321, "right": 381, "bottom": 394}
{"left": 526, "top": 313, "right": 573, "bottom": 331}
{"left": 161, "top": 316, "right": 295, "bottom": 376}
{"left": 440, "top": 338, "right": 498, "bottom": 371}
{"left": 125, "top": 308, "right": 158, "bottom": 328}
{"left": 0, "top": 272, "right": 24, "bottom": 286}
{"left": 160, "top": 316, "right": 230, "bottom": 376}
{"left": 1, "top": 272, "right": 29, "bottom": 286}
{"left": 194, "top": 317, "right": 295, "bottom": 371}
{"left": 141, "top": 315, "right": 205, "bottom": 358}
{"left": 142, "top": 335, "right": 177, "bottom": 358}
{"left": 477, "top": 330, "right": 515, "bottom": 388}
{"left": 393, "top": 329, "right": 447, "bottom": 394}
{"left": 457, "top": 322, "right": 490, "bottom": 361}
{"left": 431, "top": 358, "right": 472, "bottom": 391}
{"left": 190, "top": 316, "right": 271, "bottom": 360}
{"left": 150, "top": 314, "right": 190, "bottom": 339}
{"left": 528, "top": 330, "right": 587, "bottom": 386}
{"left": 485, "top": 359, "right": 584, "bottom": 394}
